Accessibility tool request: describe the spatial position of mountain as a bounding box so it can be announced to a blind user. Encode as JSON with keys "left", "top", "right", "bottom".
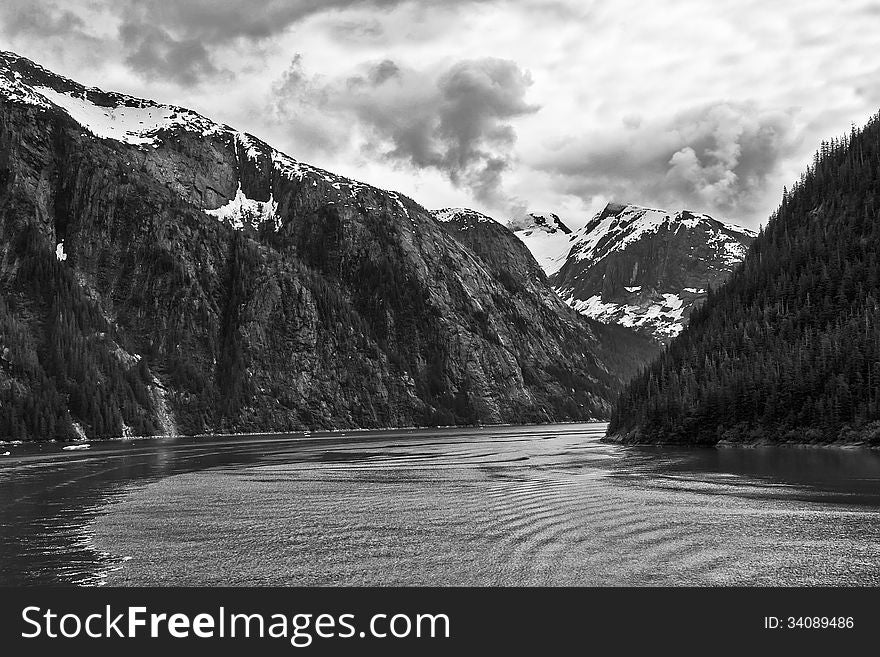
{"left": 609, "top": 116, "right": 880, "bottom": 446}
{"left": 510, "top": 203, "right": 755, "bottom": 343}
{"left": 433, "top": 208, "right": 550, "bottom": 292}
{"left": 432, "top": 207, "right": 660, "bottom": 381}
{"left": 507, "top": 211, "right": 574, "bottom": 276}
{"left": 0, "top": 51, "right": 649, "bottom": 441}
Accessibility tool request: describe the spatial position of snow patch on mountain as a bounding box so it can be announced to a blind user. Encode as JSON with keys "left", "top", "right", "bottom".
{"left": 2, "top": 50, "right": 411, "bottom": 218}
{"left": 432, "top": 208, "right": 496, "bottom": 228}
{"left": 509, "top": 211, "right": 575, "bottom": 276}
{"left": 0, "top": 67, "right": 51, "bottom": 108}
{"left": 565, "top": 292, "right": 687, "bottom": 339}
{"left": 707, "top": 228, "right": 751, "bottom": 266}
{"left": 205, "top": 182, "right": 279, "bottom": 230}
{"left": 571, "top": 204, "right": 753, "bottom": 266}
{"left": 35, "top": 87, "right": 178, "bottom": 145}
{"left": 508, "top": 211, "right": 571, "bottom": 234}
{"left": 32, "top": 86, "right": 223, "bottom": 146}
{"left": 523, "top": 202, "right": 756, "bottom": 342}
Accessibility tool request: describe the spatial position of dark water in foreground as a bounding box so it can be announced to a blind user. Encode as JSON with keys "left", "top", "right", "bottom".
{"left": 2, "top": 423, "right": 880, "bottom": 586}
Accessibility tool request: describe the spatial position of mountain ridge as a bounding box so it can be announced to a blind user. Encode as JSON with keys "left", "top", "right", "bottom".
{"left": 609, "top": 114, "right": 880, "bottom": 445}
{"left": 0, "top": 50, "right": 649, "bottom": 440}
{"left": 511, "top": 201, "right": 755, "bottom": 342}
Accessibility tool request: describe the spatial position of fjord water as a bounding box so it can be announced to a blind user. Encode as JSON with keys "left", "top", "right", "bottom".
{"left": 2, "top": 423, "right": 879, "bottom": 586}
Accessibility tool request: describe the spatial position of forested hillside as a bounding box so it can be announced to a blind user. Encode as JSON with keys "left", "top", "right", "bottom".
{"left": 609, "top": 113, "right": 880, "bottom": 445}
{"left": 0, "top": 51, "right": 650, "bottom": 441}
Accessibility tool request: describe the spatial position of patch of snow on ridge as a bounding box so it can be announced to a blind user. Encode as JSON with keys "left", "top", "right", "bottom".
{"left": 0, "top": 68, "right": 51, "bottom": 108}
{"left": 571, "top": 204, "right": 755, "bottom": 268}
{"left": 205, "top": 183, "right": 279, "bottom": 230}
{"left": 509, "top": 211, "right": 575, "bottom": 276}
{"left": 269, "top": 148, "right": 369, "bottom": 197}
{"left": 237, "top": 132, "right": 263, "bottom": 161}
{"left": 35, "top": 87, "right": 166, "bottom": 145}
{"left": 572, "top": 205, "right": 675, "bottom": 264}
{"left": 513, "top": 227, "right": 572, "bottom": 276}
{"left": 432, "top": 208, "right": 495, "bottom": 225}
{"left": 508, "top": 211, "right": 571, "bottom": 234}
{"left": 564, "top": 292, "right": 688, "bottom": 339}
{"left": 33, "top": 86, "right": 222, "bottom": 145}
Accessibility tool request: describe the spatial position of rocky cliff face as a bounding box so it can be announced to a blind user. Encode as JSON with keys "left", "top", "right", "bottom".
{"left": 432, "top": 208, "right": 660, "bottom": 386}
{"left": 0, "top": 51, "right": 650, "bottom": 440}
{"left": 511, "top": 203, "right": 755, "bottom": 343}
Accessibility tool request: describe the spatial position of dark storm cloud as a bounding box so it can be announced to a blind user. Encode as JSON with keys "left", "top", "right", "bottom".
{"left": 110, "top": 0, "right": 493, "bottom": 83}
{"left": 2, "top": 0, "right": 491, "bottom": 87}
{"left": 0, "top": 0, "right": 104, "bottom": 61}
{"left": 117, "top": 0, "right": 405, "bottom": 42}
{"left": 276, "top": 57, "right": 539, "bottom": 204}
{"left": 0, "top": 0, "right": 86, "bottom": 37}
{"left": 119, "top": 22, "right": 220, "bottom": 85}
{"left": 113, "top": 1, "right": 400, "bottom": 84}
{"left": 536, "top": 102, "right": 803, "bottom": 220}
{"left": 429, "top": 59, "right": 539, "bottom": 202}
{"left": 368, "top": 60, "right": 401, "bottom": 85}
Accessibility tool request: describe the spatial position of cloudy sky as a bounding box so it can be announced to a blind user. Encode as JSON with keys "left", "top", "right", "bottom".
{"left": 2, "top": 0, "right": 879, "bottom": 229}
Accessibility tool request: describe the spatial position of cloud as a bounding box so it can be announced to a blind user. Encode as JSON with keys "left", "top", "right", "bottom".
{"left": 0, "top": 0, "right": 107, "bottom": 67}
{"left": 533, "top": 102, "right": 804, "bottom": 221}
{"left": 0, "top": 0, "right": 488, "bottom": 87}
{"left": 0, "top": 0, "right": 86, "bottom": 37}
{"left": 119, "top": 22, "right": 221, "bottom": 85}
{"left": 273, "top": 56, "right": 539, "bottom": 206}
{"left": 110, "top": 0, "right": 491, "bottom": 84}
{"left": 3, "top": 0, "right": 879, "bottom": 225}
{"left": 432, "top": 59, "right": 539, "bottom": 202}
{"left": 117, "top": 0, "right": 402, "bottom": 42}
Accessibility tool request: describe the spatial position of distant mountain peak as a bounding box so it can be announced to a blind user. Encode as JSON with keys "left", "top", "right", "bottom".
{"left": 505, "top": 211, "right": 576, "bottom": 277}
{"left": 508, "top": 211, "right": 572, "bottom": 235}
{"left": 575, "top": 203, "right": 754, "bottom": 270}
{"left": 509, "top": 201, "right": 756, "bottom": 343}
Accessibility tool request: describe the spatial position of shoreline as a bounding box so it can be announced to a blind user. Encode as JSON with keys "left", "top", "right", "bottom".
{"left": 603, "top": 434, "right": 880, "bottom": 450}
{"left": 0, "top": 419, "right": 605, "bottom": 450}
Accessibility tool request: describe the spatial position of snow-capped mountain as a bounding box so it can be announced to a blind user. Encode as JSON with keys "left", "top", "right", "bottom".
{"left": 431, "top": 206, "right": 660, "bottom": 372}
{"left": 0, "top": 50, "right": 391, "bottom": 234}
{"left": 507, "top": 211, "right": 575, "bottom": 276}
{"left": 553, "top": 203, "right": 756, "bottom": 342}
{"left": 510, "top": 202, "right": 756, "bottom": 343}
{"left": 0, "top": 50, "right": 659, "bottom": 440}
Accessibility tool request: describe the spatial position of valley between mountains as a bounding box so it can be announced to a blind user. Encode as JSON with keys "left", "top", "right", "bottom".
{"left": 1, "top": 50, "right": 662, "bottom": 441}
{"left": 5, "top": 47, "right": 871, "bottom": 448}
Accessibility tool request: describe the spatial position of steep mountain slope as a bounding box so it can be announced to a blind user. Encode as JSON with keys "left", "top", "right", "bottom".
{"left": 509, "top": 204, "right": 755, "bottom": 343}
{"left": 432, "top": 208, "right": 660, "bottom": 382}
{"left": 551, "top": 204, "right": 754, "bottom": 342}
{"left": 609, "top": 116, "right": 880, "bottom": 445}
{"left": 507, "top": 211, "right": 575, "bottom": 276}
{"left": 0, "top": 51, "right": 642, "bottom": 441}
